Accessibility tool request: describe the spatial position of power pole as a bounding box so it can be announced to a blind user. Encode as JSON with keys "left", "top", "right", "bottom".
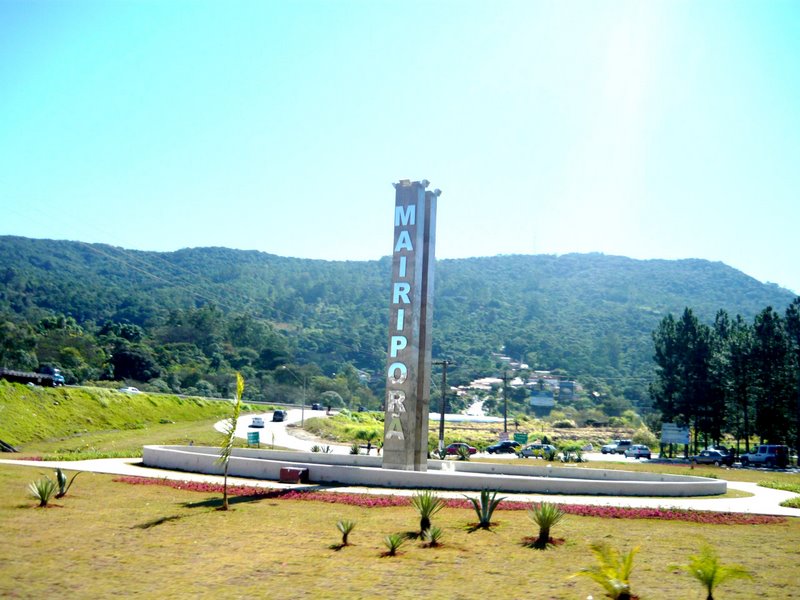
{"left": 502, "top": 369, "right": 509, "bottom": 433}
{"left": 433, "top": 360, "right": 454, "bottom": 453}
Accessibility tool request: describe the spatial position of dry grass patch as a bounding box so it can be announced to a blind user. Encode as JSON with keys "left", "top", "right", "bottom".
{"left": 2, "top": 464, "right": 799, "bottom": 599}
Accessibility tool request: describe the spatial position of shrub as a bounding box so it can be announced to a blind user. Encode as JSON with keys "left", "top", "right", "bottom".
{"left": 335, "top": 519, "right": 356, "bottom": 546}
{"left": 54, "top": 468, "right": 80, "bottom": 499}
{"left": 422, "top": 525, "right": 444, "bottom": 547}
{"left": 310, "top": 445, "right": 321, "bottom": 453}
{"left": 672, "top": 545, "right": 751, "bottom": 600}
{"left": 456, "top": 445, "right": 471, "bottom": 461}
{"left": 383, "top": 533, "right": 406, "bottom": 556}
{"left": 410, "top": 490, "right": 445, "bottom": 534}
{"left": 631, "top": 426, "right": 658, "bottom": 448}
{"left": 29, "top": 477, "right": 57, "bottom": 507}
{"left": 573, "top": 542, "right": 638, "bottom": 600}
{"left": 552, "top": 418, "right": 577, "bottom": 428}
{"left": 465, "top": 489, "right": 505, "bottom": 529}
{"left": 528, "top": 502, "right": 566, "bottom": 549}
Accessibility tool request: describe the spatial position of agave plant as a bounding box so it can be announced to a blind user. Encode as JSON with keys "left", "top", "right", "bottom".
{"left": 29, "top": 477, "right": 57, "bottom": 507}
{"left": 673, "top": 545, "right": 751, "bottom": 600}
{"left": 573, "top": 542, "right": 639, "bottom": 600}
{"left": 465, "top": 489, "right": 505, "bottom": 529}
{"left": 528, "top": 502, "right": 566, "bottom": 549}
{"left": 383, "top": 533, "right": 407, "bottom": 556}
{"left": 410, "top": 490, "right": 445, "bottom": 534}
{"left": 422, "top": 525, "right": 444, "bottom": 547}
{"left": 54, "top": 468, "right": 80, "bottom": 499}
{"left": 456, "top": 445, "right": 472, "bottom": 461}
{"left": 349, "top": 442, "right": 361, "bottom": 455}
{"left": 336, "top": 519, "right": 356, "bottom": 546}
{"left": 310, "top": 445, "right": 321, "bottom": 453}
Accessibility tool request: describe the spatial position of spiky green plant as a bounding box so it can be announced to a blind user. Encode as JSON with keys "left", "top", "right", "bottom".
{"left": 456, "top": 445, "right": 471, "bottom": 461}
{"left": 310, "top": 444, "right": 321, "bottom": 453}
{"left": 572, "top": 542, "right": 639, "bottom": 600}
{"left": 29, "top": 477, "right": 57, "bottom": 507}
{"left": 336, "top": 519, "right": 356, "bottom": 546}
{"left": 410, "top": 490, "right": 445, "bottom": 534}
{"left": 383, "top": 533, "right": 407, "bottom": 556}
{"left": 349, "top": 442, "right": 361, "bottom": 455}
{"left": 54, "top": 468, "right": 80, "bottom": 499}
{"left": 465, "top": 489, "right": 505, "bottom": 529}
{"left": 422, "top": 525, "right": 444, "bottom": 547}
{"left": 528, "top": 502, "right": 566, "bottom": 549}
{"left": 217, "top": 372, "right": 244, "bottom": 511}
{"left": 672, "top": 545, "right": 752, "bottom": 600}
{"left": 321, "top": 445, "right": 333, "bottom": 453}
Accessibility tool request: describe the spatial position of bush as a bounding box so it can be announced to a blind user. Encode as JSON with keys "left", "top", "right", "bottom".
{"left": 410, "top": 490, "right": 445, "bottom": 534}
{"left": 528, "top": 502, "right": 565, "bottom": 549}
{"left": 672, "top": 545, "right": 751, "bottom": 600}
{"left": 631, "top": 426, "right": 658, "bottom": 448}
{"left": 465, "top": 489, "right": 505, "bottom": 529}
{"left": 552, "top": 419, "right": 577, "bottom": 428}
{"left": 335, "top": 519, "right": 356, "bottom": 546}
{"left": 573, "top": 542, "right": 638, "bottom": 600}
{"left": 383, "top": 533, "right": 407, "bottom": 556}
{"left": 349, "top": 442, "right": 360, "bottom": 455}
{"left": 29, "top": 477, "right": 57, "bottom": 507}
{"left": 422, "top": 525, "right": 444, "bottom": 547}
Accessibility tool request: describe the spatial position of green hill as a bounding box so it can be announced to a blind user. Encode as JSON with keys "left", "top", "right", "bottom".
{"left": 0, "top": 236, "right": 795, "bottom": 407}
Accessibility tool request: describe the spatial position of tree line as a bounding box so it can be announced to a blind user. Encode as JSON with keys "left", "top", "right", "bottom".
{"left": 650, "top": 298, "right": 800, "bottom": 455}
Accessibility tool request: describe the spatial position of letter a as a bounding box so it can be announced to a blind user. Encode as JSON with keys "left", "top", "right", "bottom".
{"left": 386, "top": 415, "right": 404, "bottom": 440}
{"left": 394, "top": 230, "right": 413, "bottom": 252}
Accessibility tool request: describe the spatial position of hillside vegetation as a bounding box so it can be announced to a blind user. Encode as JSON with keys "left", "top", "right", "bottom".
{"left": 0, "top": 236, "right": 796, "bottom": 410}
{"left": 0, "top": 381, "right": 235, "bottom": 446}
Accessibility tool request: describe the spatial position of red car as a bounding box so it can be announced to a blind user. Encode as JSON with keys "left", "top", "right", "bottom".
{"left": 445, "top": 442, "right": 477, "bottom": 455}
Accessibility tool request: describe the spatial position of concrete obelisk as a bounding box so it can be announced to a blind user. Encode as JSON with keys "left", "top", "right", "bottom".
{"left": 382, "top": 179, "right": 439, "bottom": 471}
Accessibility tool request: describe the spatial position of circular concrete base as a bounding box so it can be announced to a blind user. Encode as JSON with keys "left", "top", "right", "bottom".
{"left": 142, "top": 445, "right": 726, "bottom": 497}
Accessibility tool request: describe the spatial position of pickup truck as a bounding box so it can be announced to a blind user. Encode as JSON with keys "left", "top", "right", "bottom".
{"left": 739, "top": 445, "right": 790, "bottom": 468}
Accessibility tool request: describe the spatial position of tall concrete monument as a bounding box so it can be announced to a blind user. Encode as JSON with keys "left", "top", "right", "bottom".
{"left": 382, "top": 179, "right": 440, "bottom": 471}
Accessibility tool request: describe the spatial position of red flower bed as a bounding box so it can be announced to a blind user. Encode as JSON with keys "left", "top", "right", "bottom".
{"left": 113, "top": 476, "right": 784, "bottom": 525}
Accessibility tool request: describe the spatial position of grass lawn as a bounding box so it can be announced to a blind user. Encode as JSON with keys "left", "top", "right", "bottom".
{"left": 2, "top": 463, "right": 799, "bottom": 599}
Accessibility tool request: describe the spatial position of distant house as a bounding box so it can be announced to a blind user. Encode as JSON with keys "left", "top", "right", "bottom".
{"left": 530, "top": 389, "right": 555, "bottom": 416}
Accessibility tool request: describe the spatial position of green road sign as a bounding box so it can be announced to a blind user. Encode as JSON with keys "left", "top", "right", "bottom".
{"left": 247, "top": 431, "right": 260, "bottom": 446}
{"left": 513, "top": 432, "right": 529, "bottom": 444}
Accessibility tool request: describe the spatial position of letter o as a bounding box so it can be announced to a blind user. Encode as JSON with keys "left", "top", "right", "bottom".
{"left": 387, "top": 362, "right": 407, "bottom": 384}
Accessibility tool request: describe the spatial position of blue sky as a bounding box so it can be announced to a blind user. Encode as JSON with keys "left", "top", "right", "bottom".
{"left": 2, "top": 1, "right": 799, "bottom": 294}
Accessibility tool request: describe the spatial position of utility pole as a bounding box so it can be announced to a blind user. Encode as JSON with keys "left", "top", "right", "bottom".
{"left": 433, "top": 360, "right": 454, "bottom": 453}
{"left": 502, "top": 369, "right": 509, "bottom": 433}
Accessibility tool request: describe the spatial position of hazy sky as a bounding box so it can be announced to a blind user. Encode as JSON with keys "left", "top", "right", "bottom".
{"left": 2, "top": 1, "right": 799, "bottom": 294}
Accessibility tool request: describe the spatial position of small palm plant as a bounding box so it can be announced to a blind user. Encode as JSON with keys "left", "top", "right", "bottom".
{"left": 465, "top": 489, "right": 505, "bottom": 529}
{"left": 336, "top": 519, "right": 356, "bottom": 547}
{"left": 217, "top": 372, "right": 244, "bottom": 511}
{"left": 54, "top": 468, "right": 80, "bottom": 499}
{"left": 349, "top": 442, "right": 361, "bottom": 455}
{"left": 456, "top": 445, "right": 472, "bottom": 461}
{"left": 573, "top": 542, "right": 639, "bottom": 600}
{"left": 422, "top": 525, "right": 444, "bottom": 547}
{"left": 29, "top": 477, "right": 57, "bottom": 507}
{"left": 528, "top": 502, "right": 566, "bottom": 549}
{"left": 383, "top": 533, "right": 407, "bottom": 556}
{"left": 673, "top": 545, "right": 751, "bottom": 600}
{"left": 410, "top": 490, "right": 445, "bottom": 535}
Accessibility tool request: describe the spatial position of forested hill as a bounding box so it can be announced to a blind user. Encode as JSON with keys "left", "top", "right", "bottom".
{"left": 0, "top": 236, "right": 795, "bottom": 400}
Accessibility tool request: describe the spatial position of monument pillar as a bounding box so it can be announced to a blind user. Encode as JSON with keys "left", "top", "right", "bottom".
{"left": 382, "top": 179, "right": 439, "bottom": 471}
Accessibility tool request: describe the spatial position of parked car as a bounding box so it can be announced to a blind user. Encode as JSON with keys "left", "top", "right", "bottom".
{"left": 445, "top": 442, "right": 477, "bottom": 455}
{"left": 691, "top": 449, "right": 733, "bottom": 467}
{"left": 518, "top": 443, "right": 557, "bottom": 459}
{"left": 250, "top": 417, "right": 265, "bottom": 428}
{"left": 624, "top": 445, "right": 652, "bottom": 459}
{"left": 740, "top": 445, "right": 790, "bottom": 468}
{"left": 601, "top": 439, "right": 632, "bottom": 454}
{"left": 119, "top": 386, "right": 140, "bottom": 394}
{"left": 272, "top": 410, "right": 287, "bottom": 422}
{"left": 486, "top": 440, "right": 521, "bottom": 454}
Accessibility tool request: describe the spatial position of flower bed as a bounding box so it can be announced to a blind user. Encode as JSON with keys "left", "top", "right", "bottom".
{"left": 113, "top": 476, "right": 784, "bottom": 525}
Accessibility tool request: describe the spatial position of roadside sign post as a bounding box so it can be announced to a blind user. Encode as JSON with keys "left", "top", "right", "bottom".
{"left": 247, "top": 431, "right": 260, "bottom": 448}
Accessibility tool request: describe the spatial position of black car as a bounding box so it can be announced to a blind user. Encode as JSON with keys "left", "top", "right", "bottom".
{"left": 486, "top": 440, "right": 521, "bottom": 454}
{"left": 272, "top": 410, "right": 287, "bottom": 422}
{"left": 311, "top": 403, "right": 322, "bottom": 410}
{"left": 691, "top": 449, "right": 734, "bottom": 467}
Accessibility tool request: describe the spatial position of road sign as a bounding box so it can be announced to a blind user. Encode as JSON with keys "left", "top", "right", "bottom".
{"left": 514, "top": 432, "right": 529, "bottom": 444}
{"left": 247, "top": 431, "right": 260, "bottom": 446}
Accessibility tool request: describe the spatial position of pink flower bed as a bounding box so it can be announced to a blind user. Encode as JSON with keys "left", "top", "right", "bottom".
{"left": 113, "top": 476, "right": 784, "bottom": 525}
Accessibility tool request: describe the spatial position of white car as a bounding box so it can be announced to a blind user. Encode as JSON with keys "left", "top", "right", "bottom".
{"left": 119, "top": 387, "right": 141, "bottom": 393}
{"left": 250, "top": 417, "right": 265, "bottom": 428}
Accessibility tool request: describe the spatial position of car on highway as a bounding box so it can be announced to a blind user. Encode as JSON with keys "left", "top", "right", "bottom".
{"left": 690, "top": 449, "right": 733, "bottom": 467}
{"left": 445, "top": 442, "right": 477, "bottom": 455}
{"left": 624, "top": 445, "right": 652, "bottom": 459}
{"left": 272, "top": 410, "right": 287, "bottom": 422}
{"left": 601, "top": 439, "right": 632, "bottom": 454}
{"left": 486, "top": 440, "right": 521, "bottom": 454}
{"left": 119, "top": 386, "right": 141, "bottom": 393}
{"left": 250, "top": 417, "right": 265, "bottom": 428}
{"left": 311, "top": 403, "right": 322, "bottom": 410}
{"left": 517, "top": 443, "right": 557, "bottom": 459}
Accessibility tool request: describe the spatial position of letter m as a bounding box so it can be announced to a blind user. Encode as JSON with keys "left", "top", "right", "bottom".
{"left": 395, "top": 205, "right": 416, "bottom": 227}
